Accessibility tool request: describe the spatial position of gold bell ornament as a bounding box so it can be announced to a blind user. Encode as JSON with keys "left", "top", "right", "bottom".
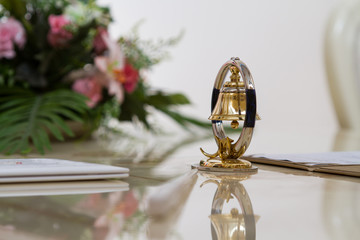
{"left": 193, "top": 57, "right": 260, "bottom": 172}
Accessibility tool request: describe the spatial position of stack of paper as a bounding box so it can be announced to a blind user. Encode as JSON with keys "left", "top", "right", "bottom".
{"left": 0, "top": 158, "right": 129, "bottom": 183}
{"left": 244, "top": 151, "right": 360, "bottom": 177}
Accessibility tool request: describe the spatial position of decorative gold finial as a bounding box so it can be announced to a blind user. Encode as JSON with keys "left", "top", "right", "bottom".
{"left": 230, "top": 66, "right": 240, "bottom": 82}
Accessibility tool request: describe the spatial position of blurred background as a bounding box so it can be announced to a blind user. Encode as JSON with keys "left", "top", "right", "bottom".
{"left": 98, "top": 0, "right": 342, "bottom": 153}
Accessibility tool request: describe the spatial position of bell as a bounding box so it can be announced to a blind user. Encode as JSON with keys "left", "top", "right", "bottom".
{"left": 209, "top": 66, "right": 260, "bottom": 128}
{"left": 194, "top": 57, "right": 260, "bottom": 171}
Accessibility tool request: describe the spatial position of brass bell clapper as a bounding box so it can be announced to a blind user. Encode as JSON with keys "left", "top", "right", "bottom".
{"left": 193, "top": 57, "right": 260, "bottom": 172}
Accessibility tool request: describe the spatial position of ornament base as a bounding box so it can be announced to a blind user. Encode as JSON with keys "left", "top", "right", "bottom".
{"left": 192, "top": 158, "right": 258, "bottom": 173}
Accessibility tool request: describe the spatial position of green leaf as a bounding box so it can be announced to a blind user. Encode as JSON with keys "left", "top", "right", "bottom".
{"left": 147, "top": 92, "right": 191, "bottom": 107}
{"left": 32, "top": 131, "right": 45, "bottom": 154}
{"left": 0, "top": 88, "right": 89, "bottom": 154}
{"left": 0, "top": 0, "right": 26, "bottom": 20}
{"left": 37, "top": 128, "right": 52, "bottom": 152}
{"left": 156, "top": 107, "right": 211, "bottom": 130}
{"left": 119, "top": 88, "right": 150, "bottom": 128}
{"left": 39, "top": 119, "right": 64, "bottom": 141}
{"left": 41, "top": 113, "right": 75, "bottom": 137}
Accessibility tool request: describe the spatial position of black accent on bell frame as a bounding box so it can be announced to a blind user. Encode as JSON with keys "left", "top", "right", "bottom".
{"left": 212, "top": 120, "right": 222, "bottom": 124}
{"left": 211, "top": 88, "right": 220, "bottom": 112}
{"left": 244, "top": 89, "right": 256, "bottom": 128}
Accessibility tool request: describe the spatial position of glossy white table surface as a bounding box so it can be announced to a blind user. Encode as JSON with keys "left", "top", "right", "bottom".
{"left": 0, "top": 125, "right": 359, "bottom": 240}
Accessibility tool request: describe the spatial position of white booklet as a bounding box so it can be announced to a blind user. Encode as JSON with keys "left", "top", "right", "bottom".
{"left": 0, "top": 158, "right": 129, "bottom": 183}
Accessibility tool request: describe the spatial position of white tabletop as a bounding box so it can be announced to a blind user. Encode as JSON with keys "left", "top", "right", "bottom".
{"left": 0, "top": 125, "right": 359, "bottom": 240}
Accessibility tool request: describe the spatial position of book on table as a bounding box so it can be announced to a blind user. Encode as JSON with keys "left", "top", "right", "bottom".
{"left": 244, "top": 151, "right": 360, "bottom": 177}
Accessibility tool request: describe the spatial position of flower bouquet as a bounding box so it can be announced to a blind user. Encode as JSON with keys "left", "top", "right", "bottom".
{"left": 0, "top": 0, "right": 206, "bottom": 154}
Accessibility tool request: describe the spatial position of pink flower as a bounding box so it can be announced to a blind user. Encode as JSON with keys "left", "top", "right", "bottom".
{"left": 48, "top": 15, "right": 70, "bottom": 34}
{"left": 93, "top": 27, "right": 108, "bottom": 54}
{"left": 94, "top": 34, "right": 125, "bottom": 103}
{"left": 47, "top": 15, "right": 73, "bottom": 48}
{"left": 0, "top": 17, "right": 26, "bottom": 59}
{"left": 94, "top": 34, "right": 140, "bottom": 99}
{"left": 6, "top": 18, "right": 26, "bottom": 48}
{"left": 123, "top": 63, "right": 139, "bottom": 93}
{"left": 72, "top": 77, "right": 102, "bottom": 108}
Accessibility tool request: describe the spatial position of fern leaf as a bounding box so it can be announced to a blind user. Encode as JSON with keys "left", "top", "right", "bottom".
{"left": 0, "top": 88, "right": 89, "bottom": 154}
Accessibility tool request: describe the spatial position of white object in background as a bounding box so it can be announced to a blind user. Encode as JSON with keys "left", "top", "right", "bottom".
{"left": 325, "top": 0, "right": 360, "bottom": 131}
{"left": 0, "top": 158, "right": 129, "bottom": 183}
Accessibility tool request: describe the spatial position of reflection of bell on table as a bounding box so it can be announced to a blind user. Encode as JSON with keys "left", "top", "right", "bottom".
{"left": 210, "top": 208, "right": 256, "bottom": 240}
{"left": 200, "top": 172, "right": 259, "bottom": 240}
{"left": 193, "top": 57, "right": 260, "bottom": 172}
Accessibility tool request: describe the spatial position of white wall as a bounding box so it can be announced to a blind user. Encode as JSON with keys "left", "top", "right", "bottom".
{"left": 98, "top": 0, "right": 340, "bottom": 139}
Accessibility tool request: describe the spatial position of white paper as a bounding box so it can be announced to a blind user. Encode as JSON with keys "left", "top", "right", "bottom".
{"left": 249, "top": 151, "right": 360, "bottom": 166}
{"left": 0, "top": 158, "right": 129, "bottom": 183}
